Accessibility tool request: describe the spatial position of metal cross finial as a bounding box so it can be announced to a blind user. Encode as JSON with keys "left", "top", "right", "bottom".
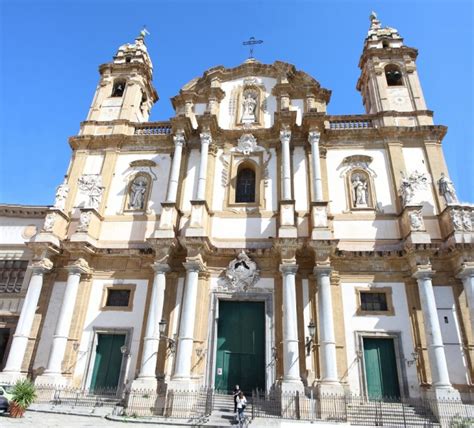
{"left": 139, "top": 25, "right": 150, "bottom": 38}
{"left": 243, "top": 36, "right": 263, "bottom": 59}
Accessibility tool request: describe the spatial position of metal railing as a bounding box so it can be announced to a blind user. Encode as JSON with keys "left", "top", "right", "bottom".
{"left": 251, "top": 391, "right": 474, "bottom": 427}
{"left": 125, "top": 387, "right": 213, "bottom": 419}
{"left": 35, "top": 385, "right": 121, "bottom": 408}
{"left": 134, "top": 122, "right": 172, "bottom": 135}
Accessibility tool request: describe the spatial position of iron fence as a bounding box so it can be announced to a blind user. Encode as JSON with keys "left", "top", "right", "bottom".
{"left": 32, "top": 384, "right": 474, "bottom": 426}
{"left": 34, "top": 385, "right": 121, "bottom": 408}
{"left": 251, "top": 390, "right": 474, "bottom": 427}
{"left": 125, "top": 387, "right": 213, "bottom": 419}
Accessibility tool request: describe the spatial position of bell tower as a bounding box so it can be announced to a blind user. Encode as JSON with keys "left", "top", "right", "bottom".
{"left": 82, "top": 30, "right": 158, "bottom": 134}
{"left": 357, "top": 12, "right": 433, "bottom": 126}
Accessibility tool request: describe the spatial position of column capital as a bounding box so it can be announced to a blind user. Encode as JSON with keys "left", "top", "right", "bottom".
{"left": 314, "top": 264, "right": 332, "bottom": 277}
{"left": 199, "top": 131, "right": 212, "bottom": 146}
{"left": 183, "top": 256, "right": 206, "bottom": 273}
{"left": 152, "top": 262, "right": 170, "bottom": 274}
{"left": 280, "top": 128, "right": 291, "bottom": 144}
{"left": 456, "top": 262, "right": 474, "bottom": 279}
{"left": 30, "top": 258, "right": 53, "bottom": 275}
{"left": 412, "top": 265, "right": 435, "bottom": 280}
{"left": 279, "top": 263, "right": 298, "bottom": 275}
{"left": 173, "top": 130, "right": 186, "bottom": 148}
{"left": 308, "top": 130, "right": 321, "bottom": 145}
{"left": 65, "top": 258, "right": 91, "bottom": 276}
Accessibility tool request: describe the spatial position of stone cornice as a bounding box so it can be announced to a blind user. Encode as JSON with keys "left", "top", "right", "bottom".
{"left": 68, "top": 120, "right": 448, "bottom": 152}
{"left": 99, "top": 61, "right": 154, "bottom": 84}
{"left": 0, "top": 204, "right": 49, "bottom": 218}
{"left": 358, "top": 46, "right": 419, "bottom": 70}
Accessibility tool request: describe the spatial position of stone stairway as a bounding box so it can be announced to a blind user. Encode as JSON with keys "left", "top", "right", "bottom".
{"left": 346, "top": 400, "right": 440, "bottom": 427}
{"left": 207, "top": 392, "right": 252, "bottom": 426}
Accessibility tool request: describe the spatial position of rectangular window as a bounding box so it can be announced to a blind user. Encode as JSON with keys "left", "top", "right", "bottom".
{"left": 0, "top": 260, "right": 28, "bottom": 293}
{"left": 360, "top": 292, "right": 388, "bottom": 312}
{"left": 106, "top": 289, "right": 131, "bottom": 307}
{"left": 101, "top": 284, "right": 135, "bottom": 311}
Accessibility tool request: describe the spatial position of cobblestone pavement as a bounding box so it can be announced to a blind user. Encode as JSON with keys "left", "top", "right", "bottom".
{"left": 0, "top": 411, "right": 189, "bottom": 427}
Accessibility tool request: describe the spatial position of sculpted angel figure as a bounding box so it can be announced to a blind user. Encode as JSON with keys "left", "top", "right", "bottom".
{"left": 129, "top": 176, "right": 148, "bottom": 210}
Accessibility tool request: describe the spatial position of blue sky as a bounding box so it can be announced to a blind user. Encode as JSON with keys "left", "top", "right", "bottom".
{"left": 0, "top": 0, "right": 472, "bottom": 205}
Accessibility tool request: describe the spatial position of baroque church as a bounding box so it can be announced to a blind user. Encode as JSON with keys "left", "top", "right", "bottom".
{"left": 0, "top": 13, "right": 473, "bottom": 411}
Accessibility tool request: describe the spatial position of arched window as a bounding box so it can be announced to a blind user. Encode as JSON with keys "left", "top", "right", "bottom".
{"left": 111, "top": 80, "right": 126, "bottom": 97}
{"left": 385, "top": 64, "right": 403, "bottom": 86}
{"left": 235, "top": 167, "right": 256, "bottom": 203}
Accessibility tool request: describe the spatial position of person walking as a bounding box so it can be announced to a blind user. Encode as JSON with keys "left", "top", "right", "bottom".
{"left": 236, "top": 391, "right": 247, "bottom": 424}
{"left": 232, "top": 384, "right": 241, "bottom": 413}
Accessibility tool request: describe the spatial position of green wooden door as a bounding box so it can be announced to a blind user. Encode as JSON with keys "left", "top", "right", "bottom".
{"left": 90, "top": 333, "right": 125, "bottom": 391}
{"left": 215, "top": 301, "right": 265, "bottom": 393}
{"left": 363, "top": 338, "right": 400, "bottom": 399}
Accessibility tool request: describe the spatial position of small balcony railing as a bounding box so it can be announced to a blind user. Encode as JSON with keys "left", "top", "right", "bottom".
{"left": 134, "top": 122, "right": 172, "bottom": 135}
{"left": 328, "top": 116, "right": 374, "bottom": 130}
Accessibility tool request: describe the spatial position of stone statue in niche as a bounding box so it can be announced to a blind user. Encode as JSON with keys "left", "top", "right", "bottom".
{"left": 241, "top": 90, "right": 258, "bottom": 123}
{"left": 53, "top": 178, "right": 69, "bottom": 211}
{"left": 218, "top": 250, "right": 260, "bottom": 292}
{"left": 128, "top": 176, "right": 148, "bottom": 210}
{"left": 351, "top": 173, "right": 369, "bottom": 207}
{"left": 438, "top": 173, "right": 458, "bottom": 205}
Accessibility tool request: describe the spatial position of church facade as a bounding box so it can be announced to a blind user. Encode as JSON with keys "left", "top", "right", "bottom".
{"left": 0, "top": 14, "right": 473, "bottom": 406}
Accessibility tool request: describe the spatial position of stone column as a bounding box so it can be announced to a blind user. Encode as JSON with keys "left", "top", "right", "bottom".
{"left": 166, "top": 131, "right": 186, "bottom": 203}
{"left": 308, "top": 131, "right": 323, "bottom": 202}
{"left": 196, "top": 132, "right": 211, "bottom": 200}
{"left": 37, "top": 259, "right": 90, "bottom": 385}
{"left": 132, "top": 263, "right": 170, "bottom": 390}
{"left": 170, "top": 258, "right": 203, "bottom": 389}
{"left": 0, "top": 259, "right": 53, "bottom": 382}
{"left": 280, "top": 129, "right": 292, "bottom": 201}
{"left": 280, "top": 263, "right": 304, "bottom": 391}
{"left": 413, "top": 267, "right": 459, "bottom": 399}
{"left": 314, "top": 265, "right": 342, "bottom": 393}
{"left": 457, "top": 263, "right": 474, "bottom": 335}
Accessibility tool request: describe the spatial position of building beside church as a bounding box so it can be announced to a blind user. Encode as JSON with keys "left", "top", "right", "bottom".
{"left": 0, "top": 13, "right": 473, "bottom": 412}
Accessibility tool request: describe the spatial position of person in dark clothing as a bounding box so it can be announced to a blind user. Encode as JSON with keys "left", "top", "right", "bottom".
{"left": 233, "top": 385, "right": 241, "bottom": 413}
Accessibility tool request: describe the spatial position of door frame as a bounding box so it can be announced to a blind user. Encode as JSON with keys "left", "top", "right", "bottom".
{"left": 0, "top": 325, "right": 13, "bottom": 370}
{"left": 206, "top": 291, "right": 275, "bottom": 393}
{"left": 355, "top": 331, "right": 409, "bottom": 399}
{"left": 83, "top": 327, "right": 133, "bottom": 393}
